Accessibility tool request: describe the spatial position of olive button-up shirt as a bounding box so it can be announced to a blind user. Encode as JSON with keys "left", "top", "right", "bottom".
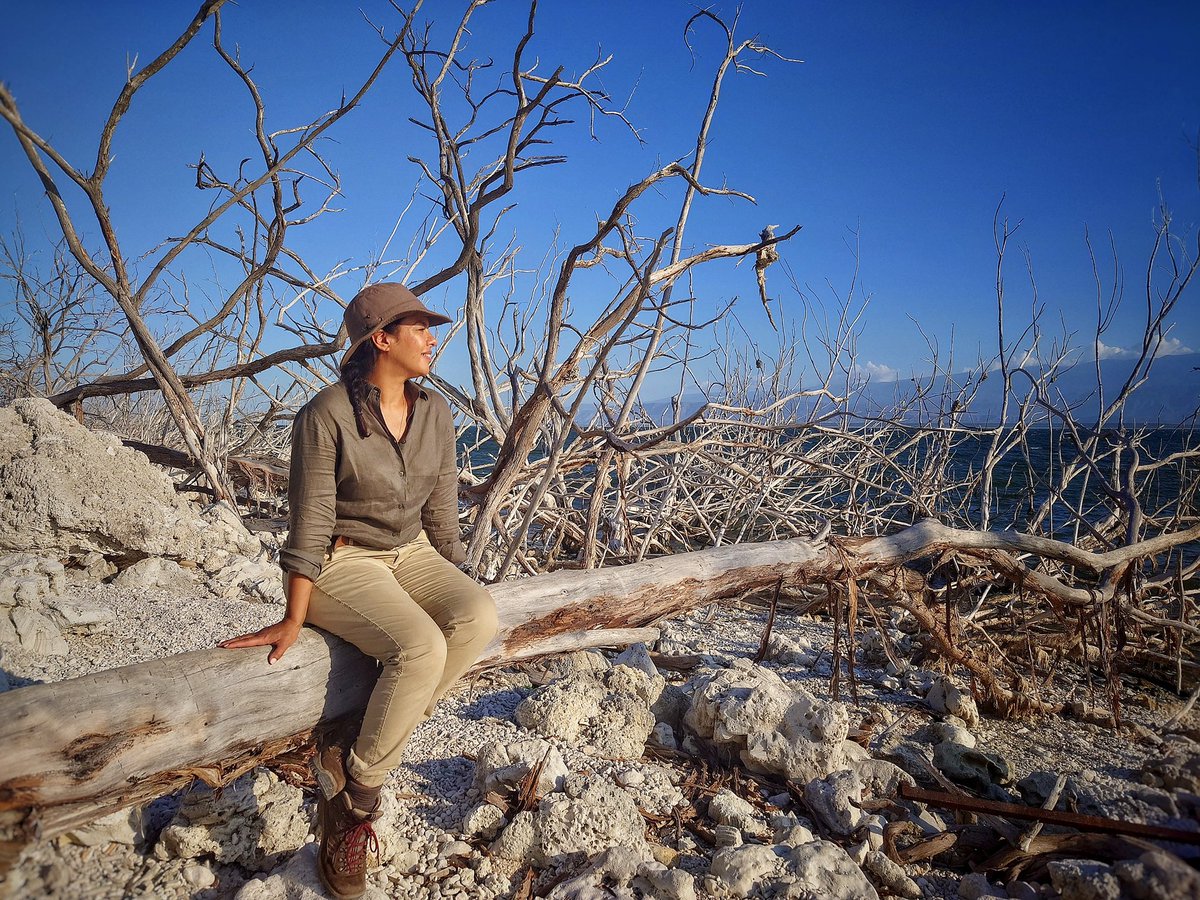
{"left": 279, "top": 382, "right": 465, "bottom": 581}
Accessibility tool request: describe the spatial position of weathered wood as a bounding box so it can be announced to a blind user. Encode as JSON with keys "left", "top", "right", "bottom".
{"left": 0, "top": 630, "right": 377, "bottom": 866}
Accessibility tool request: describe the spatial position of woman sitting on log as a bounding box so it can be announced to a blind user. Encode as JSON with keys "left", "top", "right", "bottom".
{"left": 221, "top": 283, "right": 498, "bottom": 900}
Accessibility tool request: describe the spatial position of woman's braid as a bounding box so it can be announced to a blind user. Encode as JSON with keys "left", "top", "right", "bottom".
{"left": 340, "top": 344, "right": 377, "bottom": 439}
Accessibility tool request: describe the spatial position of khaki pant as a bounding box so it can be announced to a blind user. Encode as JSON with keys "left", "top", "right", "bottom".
{"left": 307, "top": 533, "right": 497, "bottom": 788}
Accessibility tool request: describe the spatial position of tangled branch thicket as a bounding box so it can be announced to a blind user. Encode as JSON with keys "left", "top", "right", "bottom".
{"left": 1, "top": 1, "right": 1197, "bottom": 723}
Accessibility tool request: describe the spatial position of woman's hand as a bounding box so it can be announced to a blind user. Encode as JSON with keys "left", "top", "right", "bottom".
{"left": 219, "top": 617, "right": 304, "bottom": 665}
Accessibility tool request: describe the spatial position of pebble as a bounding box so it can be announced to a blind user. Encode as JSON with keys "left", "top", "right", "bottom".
{"left": 615, "top": 768, "right": 645, "bottom": 787}
{"left": 439, "top": 840, "right": 472, "bottom": 859}
{"left": 182, "top": 863, "right": 215, "bottom": 889}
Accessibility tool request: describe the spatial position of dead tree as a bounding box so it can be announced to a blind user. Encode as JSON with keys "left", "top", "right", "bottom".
{"left": 0, "top": 1, "right": 415, "bottom": 500}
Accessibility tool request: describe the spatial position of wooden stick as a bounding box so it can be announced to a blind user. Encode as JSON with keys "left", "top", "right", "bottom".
{"left": 899, "top": 783, "right": 1200, "bottom": 846}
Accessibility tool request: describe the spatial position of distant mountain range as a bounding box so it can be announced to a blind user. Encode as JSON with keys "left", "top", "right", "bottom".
{"left": 871, "top": 352, "right": 1200, "bottom": 427}
{"left": 644, "top": 352, "right": 1200, "bottom": 427}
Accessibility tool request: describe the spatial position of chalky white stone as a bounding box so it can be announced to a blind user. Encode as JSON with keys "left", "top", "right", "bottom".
{"left": 685, "top": 659, "right": 849, "bottom": 782}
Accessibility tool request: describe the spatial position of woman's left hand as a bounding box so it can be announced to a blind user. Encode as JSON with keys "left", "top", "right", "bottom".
{"left": 219, "top": 617, "right": 304, "bottom": 665}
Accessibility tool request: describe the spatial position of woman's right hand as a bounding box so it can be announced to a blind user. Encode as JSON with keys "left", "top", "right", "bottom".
{"left": 219, "top": 617, "right": 304, "bottom": 665}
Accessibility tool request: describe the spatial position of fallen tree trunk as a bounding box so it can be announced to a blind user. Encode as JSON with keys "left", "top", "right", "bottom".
{"left": 1, "top": 519, "right": 1195, "bottom": 867}
{"left": 0, "top": 535, "right": 828, "bottom": 866}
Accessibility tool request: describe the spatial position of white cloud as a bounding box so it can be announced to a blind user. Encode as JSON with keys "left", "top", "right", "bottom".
{"left": 1095, "top": 340, "right": 1135, "bottom": 360}
{"left": 1092, "top": 335, "right": 1193, "bottom": 361}
{"left": 853, "top": 361, "right": 899, "bottom": 384}
{"left": 1154, "top": 336, "right": 1194, "bottom": 357}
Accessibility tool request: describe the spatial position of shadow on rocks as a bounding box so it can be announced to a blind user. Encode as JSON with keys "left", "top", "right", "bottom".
{"left": 454, "top": 686, "right": 529, "bottom": 722}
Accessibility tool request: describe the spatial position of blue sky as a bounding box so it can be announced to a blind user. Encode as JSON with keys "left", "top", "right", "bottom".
{"left": 1, "top": 1, "right": 1197, "bottom": 399}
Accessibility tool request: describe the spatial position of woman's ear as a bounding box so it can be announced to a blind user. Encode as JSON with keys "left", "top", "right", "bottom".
{"left": 370, "top": 329, "right": 392, "bottom": 352}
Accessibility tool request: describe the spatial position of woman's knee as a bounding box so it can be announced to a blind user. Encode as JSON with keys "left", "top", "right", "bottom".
{"left": 455, "top": 584, "right": 498, "bottom": 647}
{"left": 379, "top": 616, "right": 447, "bottom": 675}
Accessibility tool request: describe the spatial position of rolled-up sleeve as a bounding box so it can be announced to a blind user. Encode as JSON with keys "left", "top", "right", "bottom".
{"left": 280, "top": 405, "right": 338, "bottom": 581}
{"left": 421, "top": 405, "right": 466, "bottom": 565}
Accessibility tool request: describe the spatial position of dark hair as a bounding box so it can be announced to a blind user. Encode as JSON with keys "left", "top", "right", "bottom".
{"left": 339, "top": 318, "right": 404, "bottom": 438}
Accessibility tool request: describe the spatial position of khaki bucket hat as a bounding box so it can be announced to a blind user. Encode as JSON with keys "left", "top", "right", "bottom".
{"left": 341, "top": 283, "right": 452, "bottom": 367}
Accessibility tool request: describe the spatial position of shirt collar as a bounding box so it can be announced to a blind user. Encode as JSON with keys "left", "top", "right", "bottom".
{"left": 365, "top": 382, "right": 429, "bottom": 402}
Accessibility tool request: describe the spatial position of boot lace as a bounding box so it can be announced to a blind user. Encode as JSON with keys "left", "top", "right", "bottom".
{"left": 336, "top": 819, "right": 380, "bottom": 874}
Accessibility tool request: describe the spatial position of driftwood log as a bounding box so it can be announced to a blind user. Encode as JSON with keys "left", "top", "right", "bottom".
{"left": 2, "top": 520, "right": 1196, "bottom": 869}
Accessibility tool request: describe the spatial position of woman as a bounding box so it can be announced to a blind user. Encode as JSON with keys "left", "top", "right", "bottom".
{"left": 221, "top": 283, "right": 498, "bottom": 900}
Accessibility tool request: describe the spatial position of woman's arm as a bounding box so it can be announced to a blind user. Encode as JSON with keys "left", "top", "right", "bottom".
{"left": 279, "top": 402, "right": 339, "bottom": 581}
{"left": 222, "top": 398, "right": 337, "bottom": 663}
{"left": 218, "top": 572, "right": 313, "bottom": 664}
{"left": 422, "top": 399, "right": 467, "bottom": 565}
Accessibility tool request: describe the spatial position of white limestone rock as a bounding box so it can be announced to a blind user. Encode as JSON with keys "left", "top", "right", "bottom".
{"left": 533, "top": 774, "right": 651, "bottom": 866}
{"left": 958, "top": 871, "right": 1006, "bottom": 899}
{"left": 633, "top": 863, "right": 698, "bottom": 900}
{"left": 926, "top": 675, "right": 980, "bottom": 727}
{"left": 804, "top": 770, "right": 866, "bottom": 837}
{"left": 649, "top": 721, "right": 679, "bottom": 751}
{"left": 200, "top": 501, "right": 262, "bottom": 560}
{"left": 713, "top": 824, "right": 743, "bottom": 848}
{"left": 934, "top": 742, "right": 1014, "bottom": 793}
{"left": 234, "top": 843, "right": 388, "bottom": 900}
{"left": 916, "top": 720, "right": 978, "bottom": 749}
{"left": 155, "top": 769, "right": 310, "bottom": 872}
{"left": 546, "top": 846, "right": 697, "bottom": 900}
{"left": 612, "top": 642, "right": 666, "bottom": 703}
{"left": 615, "top": 765, "right": 684, "bottom": 817}
{"left": 462, "top": 801, "right": 507, "bottom": 840}
{"left": 547, "top": 846, "right": 641, "bottom": 898}
{"left": 515, "top": 667, "right": 656, "bottom": 760}
{"left": 1113, "top": 850, "right": 1200, "bottom": 900}
{"left": 0, "top": 553, "right": 65, "bottom": 607}
{"left": 765, "top": 633, "right": 817, "bottom": 666}
{"left": 787, "top": 840, "right": 881, "bottom": 899}
{"left": 43, "top": 595, "right": 115, "bottom": 633}
{"left": 538, "top": 648, "right": 611, "bottom": 681}
{"left": 684, "top": 659, "right": 849, "bottom": 782}
{"left": 113, "top": 557, "right": 197, "bottom": 592}
{"left": 1140, "top": 735, "right": 1200, "bottom": 792}
{"left": 651, "top": 682, "right": 690, "bottom": 732}
{"left": 863, "top": 849, "right": 921, "bottom": 898}
{"left": 208, "top": 555, "right": 286, "bottom": 604}
{"left": 854, "top": 757, "right": 916, "bottom": 797}
{"left": 773, "top": 820, "right": 816, "bottom": 848}
{"left": 475, "top": 737, "right": 570, "bottom": 798}
{"left": 0, "top": 399, "right": 257, "bottom": 563}
{"left": 11, "top": 606, "right": 69, "bottom": 657}
{"left": 709, "top": 844, "right": 785, "bottom": 898}
{"left": 64, "top": 807, "right": 142, "bottom": 848}
{"left": 66, "top": 550, "right": 117, "bottom": 584}
{"left": 490, "top": 810, "right": 538, "bottom": 864}
{"left": 182, "top": 864, "right": 217, "bottom": 890}
{"left": 708, "top": 789, "right": 769, "bottom": 839}
{"left": 607, "top": 661, "right": 664, "bottom": 708}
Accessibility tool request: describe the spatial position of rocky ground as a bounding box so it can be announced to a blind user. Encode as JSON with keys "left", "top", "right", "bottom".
{"left": 2, "top": 398, "right": 1200, "bottom": 899}
{"left": 3, "top": 571, "right": 1200, "bottom": 900}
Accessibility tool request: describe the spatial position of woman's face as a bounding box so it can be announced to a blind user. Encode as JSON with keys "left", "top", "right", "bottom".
{"left": 374, "top": 313, "right": 438, "bottom": 380}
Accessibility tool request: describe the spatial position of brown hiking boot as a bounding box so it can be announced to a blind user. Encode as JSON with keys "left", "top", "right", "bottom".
{"left": 313, "top": 745, "right": 380, "bottom": 899}
{"left": 313, "top": 742, "right": 348, "bottom": 803}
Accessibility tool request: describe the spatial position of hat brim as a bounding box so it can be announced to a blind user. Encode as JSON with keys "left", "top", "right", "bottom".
{"left": 339, "top": 309, "right": 453, "bottom": 369}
